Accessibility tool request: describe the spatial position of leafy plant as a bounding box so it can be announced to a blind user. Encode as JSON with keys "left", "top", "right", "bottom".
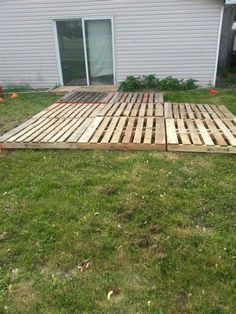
{"left": 159, "top": 76, "right": 182, "bottom": 91}
{"left": 182, "top": 79, "right": 198, "bottom": 90}
{"left": 119, "top": 74, "right": 198, "bottom": 92}
{"left": 118, "top": 76, "right": 141, "bottom": 92}
{"left": 142, "top": 74, "right": 159, "bottom": 89}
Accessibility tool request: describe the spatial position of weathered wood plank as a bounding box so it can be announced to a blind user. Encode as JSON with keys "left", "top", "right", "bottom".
{"left": 185, "top": 120, "right": 202, "bottom": 145}
{"left": 143, "top": 117, "right": 153, "bottom": 144}
{"left": 78, "top": 117, "right": 103, "bottom": 143}
{"left": 122, "top": 117, "right": 135, "bottom": 144}
{"left": 155, "top": 93, "right": 164, "bottom": 103}
{"left": 166, "top": 119, "right": 178, "bottom": 144}
{"left": 56, "top": 118, "right": 86, "bottom": 142}
{"left": 110, "top": 117, "right": 127, "bottom": 143}
{"left": 222, "top": 118, "right": 236, "bottom": 134}
{"left": 101, "top": 117, "right": 119, "bottom": 143}
{"left": 123, "top": 103, "right": 134, "bottom": 116}
{"left": 185, "top": 103, "right": 195, "bottom": 119}
{"left": 204, "top": 119, "right": 227, "bottom": 146}
{"left": 48, "top": 118, "right": 80, "bottom": 142}
{"left": 90, "top": 117, "right": 111, "bottom": 143}
{"left": 214, "top": 118, "right": 236, "bottom": 146}
{"left": 147, "top": 103, "right": 153, "bottom": 116}
{"left": 155, "top": 118, "right": 166, "bottom": 145}
{"left": 177, "top": 119, "right": 191, "bottom": 145}
{"left": 155, "top": 103, "right": 164, "bottom": 117}
{"left": 133, "top": 117, "right": 144, "bottom": 143}
{"left": 195, "top": 120, "right": 214, "bottom": 146}
{"left": 164, "top": 102, "right": 172, "bottom": 118}
{"left": 66, "top": 117, "right": 94, "bottom": 142}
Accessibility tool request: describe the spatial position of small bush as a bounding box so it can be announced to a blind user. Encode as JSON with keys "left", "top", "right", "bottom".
{"left": 119, "top": 74, "right": 198, "bottom": 92}
{"left": 142, "top": 74, "right": 159, "bottom": 89}
{"left": 159, "top": 76, "right": 183, "bottom": 91}
{"left": 118, "top": 76, "right": 141, "bottom": 92}
{"left": 182, "top": 78, "right": 198, "bottom": 90}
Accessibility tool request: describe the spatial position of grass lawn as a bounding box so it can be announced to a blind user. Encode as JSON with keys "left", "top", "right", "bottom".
{"left": 0, "top": 89, "right": 236, "bottom": 313}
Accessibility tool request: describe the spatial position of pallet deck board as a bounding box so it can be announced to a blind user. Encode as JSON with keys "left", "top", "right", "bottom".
{"left": 1, "top": 98, "right": 235, "bottom": 153}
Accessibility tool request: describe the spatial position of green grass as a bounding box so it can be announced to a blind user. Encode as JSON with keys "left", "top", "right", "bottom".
{"left": 0, "top": 90, "right": 236, "bottom": 313}
{"left": 0, "top": 93, "right": 58, "bottom": 134}
{"left": 165, "top": 89, "right": 236, "bottom": 115}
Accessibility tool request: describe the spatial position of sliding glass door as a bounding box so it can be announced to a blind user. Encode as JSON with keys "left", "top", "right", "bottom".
{"left": 56, "top": 20, "right": 87, "bottom": 86}
{"left": 84, "top": 19, "right": 114, "bottom": 85}
{"left": 56, "top": 18, "right": 114, "bottom": 86}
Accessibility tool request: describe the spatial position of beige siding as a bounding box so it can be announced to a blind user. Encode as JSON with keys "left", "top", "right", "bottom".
{"left": 0, "top": 0, "right": 223, "bottom": 87}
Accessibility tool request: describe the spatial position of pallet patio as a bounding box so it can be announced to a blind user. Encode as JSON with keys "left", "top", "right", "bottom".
{"left": 0, "top": 93, "right": 235, "bottom": 154}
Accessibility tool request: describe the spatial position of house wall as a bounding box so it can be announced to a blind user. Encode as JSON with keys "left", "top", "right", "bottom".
{"left": 0, "top": 0, "right": 224, "bottom": 88}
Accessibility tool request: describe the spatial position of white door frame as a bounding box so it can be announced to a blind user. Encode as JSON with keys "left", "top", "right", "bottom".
{"left": 82, "top": 18, "right": 90, "bottom": 86}
{"left": 213, "top": 5, "right": 224, "bottom": 86}
{"left": 52, "top": 16, "right": 116, "bottom": 86}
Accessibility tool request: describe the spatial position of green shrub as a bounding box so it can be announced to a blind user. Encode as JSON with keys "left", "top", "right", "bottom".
{"left": 119, "top": 75, "right": 198, "bottom": 92}
{"left": 142, "top": 74, "right": 159, "bottom": 89}
{"left": 118, "top": 76, "right": 141, "bottom": 92}
{"left": 159, "top": 76, "right": 183, "bottom": 91}
{"left": 182, "top": 78, "right": 198, "bottom": 90}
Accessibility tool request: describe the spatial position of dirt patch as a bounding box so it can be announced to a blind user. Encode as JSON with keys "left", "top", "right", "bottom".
{"left": 166, "top": 153, "right": 179, "bottom": 162}
{"left": 96, "top": 184, "right": 118, "bottom": 196}
{"left": 8, "top": 280, "right": 41, "bottom": 312}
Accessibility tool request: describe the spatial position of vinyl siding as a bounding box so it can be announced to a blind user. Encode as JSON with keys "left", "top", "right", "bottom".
{"left": 0, "top": 0, "right": 223, "bottom": 88}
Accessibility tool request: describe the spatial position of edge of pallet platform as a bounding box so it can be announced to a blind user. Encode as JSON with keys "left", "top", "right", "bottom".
{"left": 167, "top": 144, "right": 236, "bottom": 154}
{"left": 0, "top": 142, "right": 166, "bottom": 151}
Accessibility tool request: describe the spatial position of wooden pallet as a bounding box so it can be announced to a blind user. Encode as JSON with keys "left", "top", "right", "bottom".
{"left": 164, "top": 102, "right": 234, "bottom": 120}
{"left": 1, "top": 101, "right": 236, "bottom": 154}
{"left": 0, "top": 116, "right": 166, "bottom": 151}
{"left": 59, "top": 91, "right": 164, "bottom": 104}
{"left": 166, "top": 118, "right": 236, "bottom": 153}
{"left": 50, "top": 85, "right": 118, "bottom": 96}
{"left": 49, "top": 86, "right": 79, "bottom": 96}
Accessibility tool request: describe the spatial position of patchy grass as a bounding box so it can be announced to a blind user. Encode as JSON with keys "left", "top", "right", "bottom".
{"left": 0, "top": 93, "right": 57, "bottom": 135}
{"left": 0, "top": 90, "right": 236, "bottom": 313}
{"left": 165, "top": 88, "right": 236, "bottom": 115}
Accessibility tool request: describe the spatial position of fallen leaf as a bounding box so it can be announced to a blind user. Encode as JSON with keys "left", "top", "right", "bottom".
{"left": 107, "top": 288, "right": 120, "bottom": 300}
{"left": 10, "top": 92, "right": 18, "bottom": 99}
{"left": 77, "top": 259, "right": 91, "bottom": 272}
{"left": 107, "top": 290, "right": 113, "bottom": 300}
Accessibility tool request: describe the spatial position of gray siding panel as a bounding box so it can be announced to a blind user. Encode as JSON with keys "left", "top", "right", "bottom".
{"left": 0, "top": 0, "right": 223, "bottom": 87}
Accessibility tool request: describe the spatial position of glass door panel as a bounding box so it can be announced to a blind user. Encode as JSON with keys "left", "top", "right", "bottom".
{"left": 85, "top": 19, "right": 114, "bottom": 85}
{"left": 56, "top": 20, "right": 87, "bottom": 86}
